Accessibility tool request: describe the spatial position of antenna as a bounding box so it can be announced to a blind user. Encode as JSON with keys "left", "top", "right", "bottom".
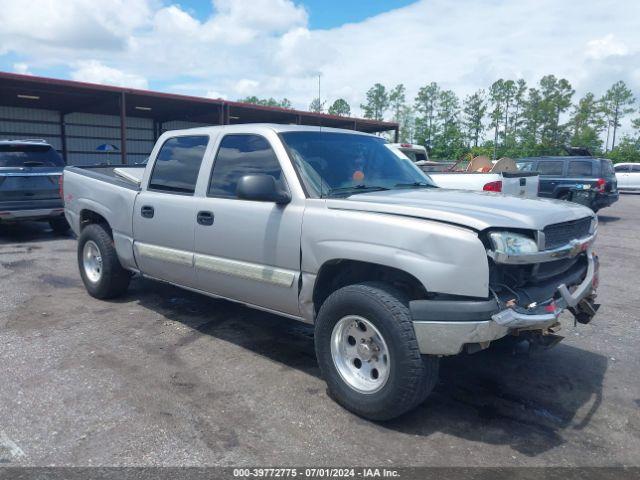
{"left": 318, "top": 72, "right": 322, "bottom": 132}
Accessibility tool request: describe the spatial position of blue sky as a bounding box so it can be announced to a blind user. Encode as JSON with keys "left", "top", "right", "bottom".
{"left": 175, "top": 0, "right": 416, "bottom": 29}
{"left": 0, "top": 0, "right": 638, "bottom": 136}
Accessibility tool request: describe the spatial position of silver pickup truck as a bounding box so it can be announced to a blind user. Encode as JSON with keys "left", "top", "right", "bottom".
{"left": 63, "top": 124, "right": 600, "bottom": 420}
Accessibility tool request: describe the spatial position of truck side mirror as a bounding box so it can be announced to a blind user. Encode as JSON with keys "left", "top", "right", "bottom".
{"left": 236, "top": 174, "right": 291, "bottom": 204}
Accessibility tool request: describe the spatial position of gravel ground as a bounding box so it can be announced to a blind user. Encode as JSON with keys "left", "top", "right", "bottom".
{"left": 0, "top": 194, "right": 639, "bottom": 467}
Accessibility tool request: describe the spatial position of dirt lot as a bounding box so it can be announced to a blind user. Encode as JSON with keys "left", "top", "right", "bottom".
{"left": 0, "top": 195, "right": 639, "bottom": 467}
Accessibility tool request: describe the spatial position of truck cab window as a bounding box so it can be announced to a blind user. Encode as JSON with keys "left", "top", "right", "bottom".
{"left": 208, "top": 134, "right": 285, "bottom": 199}
{"left": 148, "top": 136, "right": 209, "bottom": 194}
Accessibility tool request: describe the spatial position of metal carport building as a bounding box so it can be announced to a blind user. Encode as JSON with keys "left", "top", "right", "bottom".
{"left": 0, "top": 71, "right": 399, "bottom": 166}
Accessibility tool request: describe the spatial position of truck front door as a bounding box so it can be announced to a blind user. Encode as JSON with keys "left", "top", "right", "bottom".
{"left": 133, "top": 135, "right": 210, "bottom": 287}
{"left": 193, "top": 133, "right": 304, "bottom": 317}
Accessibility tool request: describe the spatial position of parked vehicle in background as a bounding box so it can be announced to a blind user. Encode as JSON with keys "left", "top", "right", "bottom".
{"left": 390, "top": 143, "right": 428, "bottom": 162}
{"left": 614, "top": 163, "right": 640, "bottom": 191}
{"left": 392, "top": 145, "right": 539, "bottom": 198}
{"left": 0, "top": 139, "right": 68, "bottom": 233}
{"left": 517, "top": 156, "right": 618, "bottom": 212}
{"left": 64, "top": 124, "right": 600, "bottom": 420}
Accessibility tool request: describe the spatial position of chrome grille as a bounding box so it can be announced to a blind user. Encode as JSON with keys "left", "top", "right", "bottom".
{"left": 543, "top": 217, "right": 591, "bottom": 249}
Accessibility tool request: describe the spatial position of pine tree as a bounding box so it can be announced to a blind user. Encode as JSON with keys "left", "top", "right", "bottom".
{"left": 328, "top": 98, "right": 351, "bottom": 116}
{"left": 414, "top": 82, "right": 440, "bottom": 152}
{"left": 462, "top": 90, "right": 486, "bottom": 147}
{"left": 603, "top": 81, "right": 635, "bottom": 150}
{"left": 360, "top": 84, "right": 389, "bottom": 121}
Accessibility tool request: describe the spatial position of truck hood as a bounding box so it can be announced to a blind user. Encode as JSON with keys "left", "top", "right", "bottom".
{"left": 325, "top": 188, "right": 594, "bottom": 231}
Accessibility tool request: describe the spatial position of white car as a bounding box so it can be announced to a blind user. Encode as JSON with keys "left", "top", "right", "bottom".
{"left": 614, "top": 162, "right": 640, "bottom": 191}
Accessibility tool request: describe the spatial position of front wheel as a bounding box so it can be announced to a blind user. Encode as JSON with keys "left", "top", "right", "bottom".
{"left": 77, "top": 224, "right": 130, "bottom": 299}
{"left": 314, "top": 282, "right": 439, "bottom": 421}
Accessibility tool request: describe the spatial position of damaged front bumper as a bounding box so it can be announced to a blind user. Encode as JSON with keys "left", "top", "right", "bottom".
{"left": 411, "top": 247, "right": 599, "bottom": 356}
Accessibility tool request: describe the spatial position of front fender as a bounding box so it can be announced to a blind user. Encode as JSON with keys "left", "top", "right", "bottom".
{"left": 301, "top": 206, "right": 489, "bottom": 299}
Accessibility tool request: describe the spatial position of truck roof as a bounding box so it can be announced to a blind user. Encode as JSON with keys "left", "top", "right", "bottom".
{"left": 163, "top": 123, "right": 377, "bottom": 137}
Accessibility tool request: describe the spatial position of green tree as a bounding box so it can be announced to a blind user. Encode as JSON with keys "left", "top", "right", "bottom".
{"left": 521, "top": 88, "right": 544, "bottom": 154}
{"left": 602, "top": 81, "right": 635, "bottom": 150}
{"left": 432, "top": 90, "right": 464, "bottom": 159}
{"left": 327, "top": 98, "right": 351, "bottom": 116}
{"left": 309, "top": 97, "right": 325, "bottom": 113}
{"left": 360, "top": 83, "right": 389, "bottom": 121}
{"left": 237, "top": 96, "right": 292, "bottom": 109}
{"left": 389, "top": 84, "right": 406, "bottom": 122}
{"left": 397, "top": 106, "right": 415, "bottom": 143}
{"left": 462, "top": 90, "right": 486, "bottom": 147}
{"left": 538, "top": 75, "right": 574, "bottom": 153}
{"left": 568, "top": 92, "right": 605, "bottom": 153}
{"left": 508, "top": 79, "right": 527, "bottom": 145}
{"left": 606, "top": 136, "right": 640, "bottom": 163}
{"left": 414, "top": 82, "right": 440, "bottom": 152}
{"left": 280, "top": 98, "right": 293, "bottom": 109}
{"left": 488, "top": 79, "right": 505, "bottom": 158}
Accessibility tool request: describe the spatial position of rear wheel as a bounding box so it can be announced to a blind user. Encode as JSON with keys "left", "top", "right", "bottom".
{"left": 49, "top": 216, "right": 70, "bottom": 235}
{"left": 315, "top": 282, "right": 439, "bottom": 421}
{"left": 77, "top": 224, "right": 130, "bottom": 299}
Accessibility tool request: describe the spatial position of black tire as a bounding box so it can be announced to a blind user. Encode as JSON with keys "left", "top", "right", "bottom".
{"left": 77, "top": 223, "right": 130, "bottom": 299}
{"left": 314, "top": 282, "right": 439, "bottom": 421}
{"left": 49, "top": 216, "right": 70, "bottom": 235}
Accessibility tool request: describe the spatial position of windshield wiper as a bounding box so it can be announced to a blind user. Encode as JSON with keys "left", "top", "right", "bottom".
{"left": 326, "top": 184, "right": 390, "bottom": 197}
{"left": 393, "top": 182, "right": 436, "bottom": 189}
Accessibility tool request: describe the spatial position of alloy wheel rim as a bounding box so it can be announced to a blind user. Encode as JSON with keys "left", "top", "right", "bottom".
{"left": 83, "top": 240, "right": 103, "bottom": 283}
{"left": 330, "top": 315, "right": 390, "bottom": 394}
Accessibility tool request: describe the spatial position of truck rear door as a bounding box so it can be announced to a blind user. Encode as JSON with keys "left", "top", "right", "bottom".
{"left": 132, "top": 135, "right": 211, "bottom": 288}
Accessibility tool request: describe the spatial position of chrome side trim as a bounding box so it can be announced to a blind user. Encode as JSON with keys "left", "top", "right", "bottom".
{"left": 194, "top": 253, "right": 295, "bottom": 288}
{"left": 141, "top": 273, "right": 307, "bottom": 323}
{"left": 135, "top": 242, "right": 193, "bottom": 267}
{"left": 487, "top": 234, "right": 595, "bottom": 265}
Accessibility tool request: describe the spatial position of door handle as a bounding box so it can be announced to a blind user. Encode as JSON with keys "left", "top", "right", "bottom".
{"left": 141, "top": 205, "right": 154, "bottom": 218}
{"left": 197, "top": 211, "right": 214, "bottom": 226}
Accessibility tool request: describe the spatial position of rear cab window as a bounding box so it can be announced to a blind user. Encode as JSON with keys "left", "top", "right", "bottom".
{"left": 631, "top": 165, "right": 640, "bottom": 172}
{"left": 148, "top": 135, "right": 209, "bottom": 195}
{"left": 0, "top": 144, "right": 64, "bottom": 167}
{"left": 208, "top": 134, "right": 286, "bottom": 199}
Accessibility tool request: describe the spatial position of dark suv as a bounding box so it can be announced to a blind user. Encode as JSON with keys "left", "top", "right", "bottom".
{"left": 0, "top": 139, "right": 69, "bottom": 233}
{"left": 517, "top": 156, "right": 618, "bottom": 212}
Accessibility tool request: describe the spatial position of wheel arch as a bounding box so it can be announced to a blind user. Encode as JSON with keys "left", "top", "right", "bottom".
{"left": 312, "top": 259, "right": 428, "bottom": 315}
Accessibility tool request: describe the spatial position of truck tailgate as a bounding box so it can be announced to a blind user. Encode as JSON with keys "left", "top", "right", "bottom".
{"left": 501, "top": 172, "right": 539, "bottom": 198}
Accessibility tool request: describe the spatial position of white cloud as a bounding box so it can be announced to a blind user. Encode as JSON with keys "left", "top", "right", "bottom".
{"left": 585, "top": 34, "right": 629, "bottom": 60}
{"left": 13, "top": 63, "right": 31, "bottom": 75}
{"left": 1, "top": 0, "right": 639, "bottom": 127}
{"left": 70, "top": 60, "right": 148, "bottom": 89}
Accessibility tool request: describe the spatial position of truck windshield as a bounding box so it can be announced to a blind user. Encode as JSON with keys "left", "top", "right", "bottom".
{"left": 280, "top": 132, "right": 436, "bottom": 198}
{"left": 0, "top": 144, "right": 64, "bottom": 167}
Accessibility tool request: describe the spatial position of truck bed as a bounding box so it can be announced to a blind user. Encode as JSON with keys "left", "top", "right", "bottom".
{"left": 428, "top": 171, "right": 539, "bottom": 197}
{"left": 65, "top": 165, "right": 144, "bottom": 190}
{"left": 63, "top": 165, "right": 143, "bottom": 270}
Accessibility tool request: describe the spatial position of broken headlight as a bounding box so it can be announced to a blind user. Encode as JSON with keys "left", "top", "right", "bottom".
{"left": 488, "top": 231, "right": 538, "bottom": 255}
